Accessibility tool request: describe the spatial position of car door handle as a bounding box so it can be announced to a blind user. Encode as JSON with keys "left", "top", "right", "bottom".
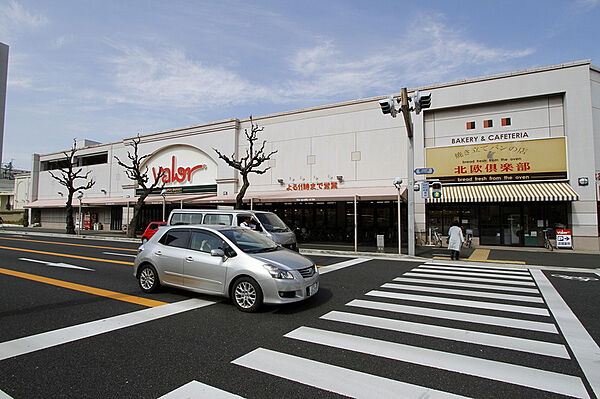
{"left": 155, "top": 250, "right": 162, "bottom": 256}
{"left": 185, "top": 256, "right": 194, "bottom": 262}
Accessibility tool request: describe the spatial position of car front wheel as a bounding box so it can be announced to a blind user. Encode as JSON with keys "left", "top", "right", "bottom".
{"left": 138, "top": 264, "right": 160, "bottom": 293}
{"left": 232, "top": 277, "right": 263, "bottom": 312}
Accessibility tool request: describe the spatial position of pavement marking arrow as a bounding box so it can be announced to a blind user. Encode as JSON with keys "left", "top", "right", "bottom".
{"left": 19, "top": 257, "right": 95, "bottom": 271}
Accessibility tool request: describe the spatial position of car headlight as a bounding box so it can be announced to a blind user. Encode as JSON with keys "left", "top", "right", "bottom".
{"left": 263, "top": 264, "right": 295, "bottom": 279}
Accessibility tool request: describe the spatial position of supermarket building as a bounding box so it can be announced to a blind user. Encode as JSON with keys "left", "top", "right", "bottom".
{"left": 26, "top": 60, "right": 600, "bottom": 250}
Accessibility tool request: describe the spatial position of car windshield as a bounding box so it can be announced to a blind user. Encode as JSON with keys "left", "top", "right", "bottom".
{"left": 221, "top": 228, "right": 280, "bottom": 253}
{"left": 255, "top": 213, "right": 290, "bottom": 232}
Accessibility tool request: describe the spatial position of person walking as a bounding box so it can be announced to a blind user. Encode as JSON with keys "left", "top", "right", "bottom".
{"left": 447, "top": 220, "right": 464, "bottom": 260}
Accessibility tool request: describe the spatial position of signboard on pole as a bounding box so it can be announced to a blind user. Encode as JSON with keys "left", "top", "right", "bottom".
{"left": 421, "top": 182, "right": 430, "bottom": 199}
{"left": 414, "top": 167, "right": 434, "bottom": 175}
{"left": 556, "top": 229, "right": 572, "bottom": 249}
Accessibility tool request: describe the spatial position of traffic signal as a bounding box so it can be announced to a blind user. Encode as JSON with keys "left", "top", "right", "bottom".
{"left": 412, "top": 90, "right": 432, "bottom": 115}
{"left": 379, "top": 97, "right": 397, "bottom": 118}
{"left": 431, "top": 181, "right": 442, "bottom": 198}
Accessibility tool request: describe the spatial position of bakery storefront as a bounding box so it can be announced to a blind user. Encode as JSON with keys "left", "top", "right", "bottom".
{"left": 424, "top": 136, "right": 578, "bottom": 247}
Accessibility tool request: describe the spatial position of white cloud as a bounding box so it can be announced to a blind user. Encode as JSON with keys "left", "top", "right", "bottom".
{"left": 0, "top": 0, "right": 48, "bottom": 40}
{"left": 105, "top": 43, "right": 274, "bottom": 109}
{"left": 282, "top": 15, "right": 534, "bottom": 101}
{"left": 94, "top": 15, "right": 534, "bottom": 112}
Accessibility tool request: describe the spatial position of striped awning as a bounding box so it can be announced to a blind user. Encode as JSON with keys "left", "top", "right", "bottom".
{"left": 427, "top": 182, "right": 579, "bottom": 203}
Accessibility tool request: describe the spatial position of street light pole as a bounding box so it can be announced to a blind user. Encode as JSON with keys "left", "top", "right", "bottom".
{"left": 400, "top": 88, "right": 415, "bottom": 256}
{"left": 160, "top": 189, "right": 167, "bottom": 222}
{"left": 77, "top": 192, "right": 83, "bottom": 235}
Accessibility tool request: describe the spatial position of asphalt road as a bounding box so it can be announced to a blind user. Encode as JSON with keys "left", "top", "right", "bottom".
{"left": 0, "top": 233, "right": 598, "bottom": 398}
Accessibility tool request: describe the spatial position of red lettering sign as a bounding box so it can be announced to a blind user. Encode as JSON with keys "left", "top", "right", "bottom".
{"left": 152, "top": 156, "right": 207, "bottom": 184}
{"left": 285, "top": 181, "right": 339, "bottom": 191}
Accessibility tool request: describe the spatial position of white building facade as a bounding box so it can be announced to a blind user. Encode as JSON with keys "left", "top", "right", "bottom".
{"left": 27, "top": 60, "right": 600, "bottom": 250}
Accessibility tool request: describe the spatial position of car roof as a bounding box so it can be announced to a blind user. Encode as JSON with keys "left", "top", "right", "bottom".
{"left": 164, "top": 224, "right": 241, "bottom": 232}
{"left": 169, "top": 209, "right": 270, "bottom": 214}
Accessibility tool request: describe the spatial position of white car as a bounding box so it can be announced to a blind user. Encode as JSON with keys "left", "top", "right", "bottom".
{"left": 133, "top": 225, "right": 319, "bottom": 312}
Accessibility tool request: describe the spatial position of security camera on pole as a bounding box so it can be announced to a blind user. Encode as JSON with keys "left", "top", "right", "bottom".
{"left": 379, "top": 88, "right": 432, "bottom": 256}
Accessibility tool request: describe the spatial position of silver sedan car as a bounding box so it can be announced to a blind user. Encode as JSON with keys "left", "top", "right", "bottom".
{"left": 133, "top": 225, "right": 319, "bottom": 312}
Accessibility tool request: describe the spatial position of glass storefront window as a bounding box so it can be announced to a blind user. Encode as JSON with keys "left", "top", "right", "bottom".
{"left": 442, "top": 204, "right": 459, "bottom": 235}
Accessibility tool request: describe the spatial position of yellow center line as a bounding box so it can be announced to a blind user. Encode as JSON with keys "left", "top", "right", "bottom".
{"left": 0, "top": 267, "right": 167, "bottom": 307}
{"left": 0, "top": 245, "right": 134, "bottom": 265}
{"left": 0, "top": 236, "right": 138, "bottom": 252}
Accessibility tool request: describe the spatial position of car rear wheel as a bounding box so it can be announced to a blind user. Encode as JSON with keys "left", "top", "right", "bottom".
{"left": 138, "top": 264, "right": 160, "bottom": 293}
{"left": 232, "top": 277, "right": 263, "bottom": 312}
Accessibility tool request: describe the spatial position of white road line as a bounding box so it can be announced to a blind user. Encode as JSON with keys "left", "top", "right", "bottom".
{"left": 18, "top": 257, "right": 95, "bottom": 271}
{"left": 393, "top": 277, "right": 540, "bottom": 294}
{"left": 285, "top": 327, "right": 589, "bottom": 399}
{"left": 531, "top": 269, "right": 600, "bottom": 398}
{"left": 366, "top": 290, "right": 549, "bottom": 316}
{"left": 233, "top": 348, "right": 469, "bottom": 399}
{"left": 321, "top": 311, "right": 569, "bottom": 359}
{"left": 0, "top": 298, "right": 216, "bottom": 361}
{"left": 412, "top": 268, "right": 533, "bottom": 280}
{"left": 158, "top": 381, "right": 244, "bottom": 399}
{"left": 102, "top": 252, "right": 137, "bottom": 258}
{"left": 0, "top": 389, "right": 13, "bottom": 399}
{"left": 381, "top": 283, "right": 543, "bottom": 303}
{"left": 347, "top": 299, "right": 558, "bottom": 334}
{"left": 404, "top": 272, "right": 537, "bottom": 286}
{"left": 419, "top": 264, "right": 530, "bottom": 275}
{"left": 318, "top": 258, "right": 371, "bottom": 275}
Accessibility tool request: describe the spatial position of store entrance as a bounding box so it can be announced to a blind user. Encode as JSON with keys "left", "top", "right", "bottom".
{"left": 501, "top": 205, "right": 522, "bottom": 246}
{"left": 448, "top": 202, "right": 569, "bottom": 247}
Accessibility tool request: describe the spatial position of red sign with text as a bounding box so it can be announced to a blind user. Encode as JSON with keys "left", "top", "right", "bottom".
{"left": 286, "top": 182, "right": 338, "bottom": 191}
{"left": 152, "top": 156, "right": 207, "bottom": 184}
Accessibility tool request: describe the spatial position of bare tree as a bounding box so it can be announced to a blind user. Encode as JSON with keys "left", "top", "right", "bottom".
{"left": 214, "top": 116, "right": 277, "bottom": 209}
{"left": 48, "top": 140, "right": 96, "bottom": 234}
{"left": 115, "top": 134, "right": 165, "bottom": 237}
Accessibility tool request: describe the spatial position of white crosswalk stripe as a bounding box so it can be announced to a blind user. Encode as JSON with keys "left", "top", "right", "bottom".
{"left": 284, "top": 327, "right": 589, "bottom": 399}
{"left": 411, "top": 267, "right": 534, "bottom": 280}
{"left": 320, "top": 311, "right": 570, "bottom": 358}
{"left": 381, "top": 282, "right": 544, "bottom": 303}
{"left": 403, "top": 272, "right": 537, "bottom": 286}
{"left": 366, "top": 290, "right": 549, "bottom": 316}
{"left": 230, "top": 260, "right": 593, "bottom": 399}
{"left": 425, "top": 260, "right": 528, "bottom": 272}
{"left": 346, "top": 299, "right": 558, "bottom": 333}
{"left": 233, "top": 348, "right": 469, "bottom": 399}
{"left": 392, "top": 276, "right": 540, "bottom": 293}
{"left": 418, "top": 264, "right": 531, "bottom": 275}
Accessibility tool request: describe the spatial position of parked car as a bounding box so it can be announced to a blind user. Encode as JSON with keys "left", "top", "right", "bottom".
{"left": 133, "top": 225, "right": 319, "bottom": 312}
{"left": 141, "top": 221, "right": 167, "bottom": 243}
{"left": 167, "top": 209, "right": 298, "bottom": 251}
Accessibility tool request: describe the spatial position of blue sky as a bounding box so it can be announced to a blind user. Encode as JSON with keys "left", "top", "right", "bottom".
{"left": 1, "top": 0, "right": 599, "bottom": 169}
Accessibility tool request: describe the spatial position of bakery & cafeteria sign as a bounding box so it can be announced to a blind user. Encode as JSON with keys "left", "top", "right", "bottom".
{"left": 426, "top": 137, "right": 567, "bottom": 183}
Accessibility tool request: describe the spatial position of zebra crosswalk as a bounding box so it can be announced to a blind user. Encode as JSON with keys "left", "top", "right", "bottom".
{"left": 230, "top": 260, "right": 595, "bottom": 399}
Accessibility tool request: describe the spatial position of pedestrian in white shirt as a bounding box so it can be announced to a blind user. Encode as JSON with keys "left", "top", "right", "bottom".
{"left": 447, "top": 220, "right": 464, "bottom": 260}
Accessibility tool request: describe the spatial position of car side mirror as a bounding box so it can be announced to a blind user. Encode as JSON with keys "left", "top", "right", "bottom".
{"left": 210, "top": 249, "right": 225, "bottom": 257}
